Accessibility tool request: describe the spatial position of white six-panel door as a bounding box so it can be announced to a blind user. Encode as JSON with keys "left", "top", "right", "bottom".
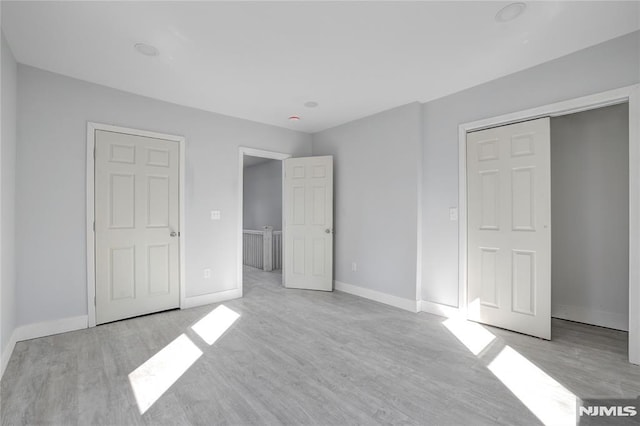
{"left": 284, "top": 156, "right": 333, "bottom": 291}
{"left": 95, "top": 130, "right": 180, "bottom": 324}
{"left": 467, "top": 117, "right": 551, "bottom": 339}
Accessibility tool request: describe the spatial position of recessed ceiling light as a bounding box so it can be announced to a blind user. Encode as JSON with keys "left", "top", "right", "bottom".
{"left": 304, "top": 101, "right": 319, "bottom": 108}
{"left": 288, "top": 115, "right": 301, "bottom": 121}
{"left": 495, "top": 2, "right": 527, "bottom": 23}
{"left": 134, "top": 42, "right": 159, "bottom": 57}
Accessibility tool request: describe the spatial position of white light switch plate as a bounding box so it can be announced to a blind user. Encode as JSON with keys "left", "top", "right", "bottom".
{"left": 211, "top": 210, "right": 221, "bottom": 220}
{"left": 449, "top": 207, "right": 458, "bottom": 221}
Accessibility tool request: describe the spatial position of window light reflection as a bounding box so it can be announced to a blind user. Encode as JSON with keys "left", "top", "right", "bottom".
{"left": 443, "top": 317, "right": 497, "bottom": 356}
{"left": 488, "top": 345, "right": 576, "bottom": 425}
{"left": 191, "top": 304, "right": 240, "bottom": 345}
{"left": 129, "top": 334, "right": 202, "bottom": 414}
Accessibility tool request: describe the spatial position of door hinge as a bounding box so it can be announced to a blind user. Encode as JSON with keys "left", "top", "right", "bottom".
{"left": 93, "top": 221, "right": 95, "bottom": 232}
{"left": 94, "top": 296, "right": 96, "bottom": 306}
{"left": 93, "top": 148, "right": 96, "bottom": 159}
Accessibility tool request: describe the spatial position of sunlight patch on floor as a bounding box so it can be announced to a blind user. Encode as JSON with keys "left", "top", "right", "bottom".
{"left": 442, "top": 318, "right": 577, "bottom": 425}
{"left": 128, "top": 304, "right": 241, "bottom": 414}
{"left": 191, "top": 304, "right": 240, "bottom": 345}
{"left": 443, "top": 317, "right": 496, "bottom": 356}
{"left": 129, "top": 334, "right": 202, "bottom": 414}
{"left": 488, "top": 345, "right": 576, "bottom": 425}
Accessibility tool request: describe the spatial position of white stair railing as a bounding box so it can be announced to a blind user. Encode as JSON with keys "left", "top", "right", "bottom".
{"left": 243, "top": 226, "right": 283, "bottom": 271}
{"left": 273, "top": 231, "right": 282, "bottom": 270}
{"left": 242, "top": 230, "right": 263, "bottom": 269}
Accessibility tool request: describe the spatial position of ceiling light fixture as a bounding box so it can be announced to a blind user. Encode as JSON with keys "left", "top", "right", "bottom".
{"left": 304, "top": 101, "right": 319, "bottom": 108}
{"left": 134, "top": 42, "right": 160, "bottom": 57}
{"left": 288, "top": 115, "right": 301, "bottom": 121}
{"left": 495, "top": 2, "right": 527, "bottom": 23}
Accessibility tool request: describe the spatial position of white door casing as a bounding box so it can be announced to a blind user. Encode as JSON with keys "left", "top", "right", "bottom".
{"left": 237, "top": 147, "right": 291, "bottom": 293}
{"left": 94, "top": 130, "right": 180, "bottom": 324}
{"left": 284, "top": 156, "right": 334, "bottom": 291}
{"left": 466, "top": 117, "right": 551, "bottom": 339}
{"left": 459, "top": 85, "right": 639, "bottom": 364}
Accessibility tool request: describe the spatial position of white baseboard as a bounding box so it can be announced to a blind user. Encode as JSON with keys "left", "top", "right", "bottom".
{"left": 15, "top": 315, "right": 88, "bottom": 342}
{"left": 552, "top": 304, "right": 628, "bottom": 331}
{"left": 182, "top": 288, "right": 242, "bottom": 310}
{"left": 419, "top": 300, "right": 463, "bottom": 319}
{"left": 334, "top": 281, "right": 419, "bottom": 313}
{"left": 2, "top": 315, "right": 88, "bottom": 380}
{"left": 1, "top": 329, "right": 18, "bottom": 380}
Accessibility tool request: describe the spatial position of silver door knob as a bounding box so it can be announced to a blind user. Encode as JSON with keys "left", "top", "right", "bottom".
{"left": 170, "top": 231, "right": 177, "bottom": 237}
{"left": 325, "top": 229, "right": 331, "bottom": 234}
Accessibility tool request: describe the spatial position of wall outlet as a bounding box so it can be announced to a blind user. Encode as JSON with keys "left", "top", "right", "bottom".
{"left": 351, "top": 262, "right": 357, "bottom": 272}
{"left": 203, "top": 268, "right": 211, "bottom": 279}
{"left": 211, "top": 210, "right": 221, "bottom": 220}
{"left": 449, "top": 207, "right": 458, "bottom": 221}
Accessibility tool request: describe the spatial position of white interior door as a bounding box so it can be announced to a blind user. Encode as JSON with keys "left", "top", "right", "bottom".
{"left": 467, "top": 117, "right": 551, "bottom": 339}
{"left": 284, "top": 156, "right": 333, "bottom": 291}
{"left": 95, "top": 130, "right": 180, "bottom": 324}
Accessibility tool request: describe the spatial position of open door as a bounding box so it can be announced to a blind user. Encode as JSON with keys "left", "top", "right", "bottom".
{"left": 466, "top": 118, "right": 551, "bottom": 339}
{"left": 283, "top": 156, "right": 333, "bottom": 291}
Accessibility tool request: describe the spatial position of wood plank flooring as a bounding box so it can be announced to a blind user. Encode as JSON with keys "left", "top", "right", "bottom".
{"left": 2, "top": 267, "right": 639, "bottom": 425}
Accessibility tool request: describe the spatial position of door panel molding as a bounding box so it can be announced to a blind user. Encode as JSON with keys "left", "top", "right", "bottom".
{"left": 283, "top": 156, "right": 334, "bottom": 292}
{"left": 467, "top": 118, "right": 551, "bottom": 339}
{"left": 458, "top": 84, "right": 640, "bottom": 364}
{"left": 86, "top": 122, "right": 186, "bottom": 327}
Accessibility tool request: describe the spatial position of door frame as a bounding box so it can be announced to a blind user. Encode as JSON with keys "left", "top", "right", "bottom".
{"left": 86, "top": 122, "right": 186, "bottom": 328}
{"left": 237, "top": 147, "right": 291, "bottom": 295}
{"left": 458, "top": 84, "right": 640, "bottom": 364}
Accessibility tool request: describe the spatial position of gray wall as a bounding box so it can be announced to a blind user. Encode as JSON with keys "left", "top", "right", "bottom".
{"left": 312, "top": 103, "right": 421, "bottom": 301}
{"left": 422, "top": 31, "right": 640, "bottom": 306}
{"left": 551, "top": 104, "right": 629, "bottom": 330}
{"left": 1, "top": 32, "right": 17, "bottom": 361}
{"left": 6, "top": 28, "right": 640, "bottom": 333}
{"left": 243, "top": 159, "right": 282, "bottom": 231}
{"left": 16, "top": 65, "right": 311, "bottom": 326}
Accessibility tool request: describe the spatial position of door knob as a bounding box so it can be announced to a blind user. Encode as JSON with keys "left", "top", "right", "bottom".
{"left": 170, "top": 231, "right": 177, "bottom": 237}
{"left": 325, "top": 229, "right": 331, "bottom": 234}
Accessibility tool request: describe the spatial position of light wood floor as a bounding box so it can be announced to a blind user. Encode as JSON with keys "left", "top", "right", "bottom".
{"left": 2, "top": 267, "right": 639, "bottom": 425}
